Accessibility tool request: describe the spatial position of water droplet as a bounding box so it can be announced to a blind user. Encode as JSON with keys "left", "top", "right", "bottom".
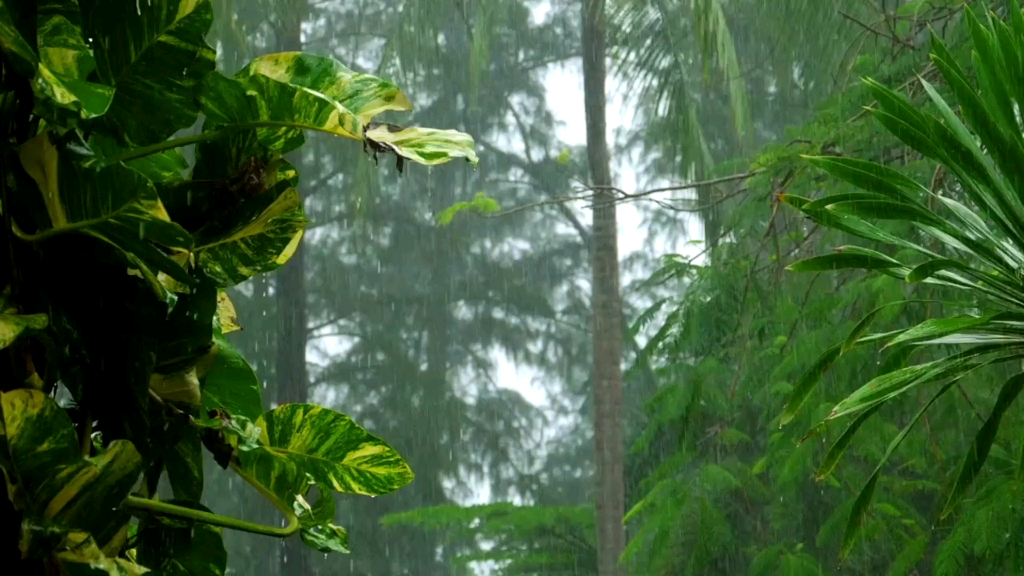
{"left": 186, "top": 190, "right": 192, "bottom": 205}
{"left": 135, "top": 0, "right": 141, "bottom": 15}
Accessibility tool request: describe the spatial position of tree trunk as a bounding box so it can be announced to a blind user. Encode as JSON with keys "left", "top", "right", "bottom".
{"left": 276, "top": 3, "right": 310, "bottom": 575}
{"left": 580, "top": 1, "right": 626, "bottom": 575}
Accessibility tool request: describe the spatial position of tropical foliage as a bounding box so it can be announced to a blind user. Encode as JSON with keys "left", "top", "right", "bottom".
{"left": 0, "top": 0, "right": 476, "bottom": 573}
{"left": 784, "top": 0, "right": 1024, "bottom": 562}
{"left": 384, "top": 2, "right": 1024, "bottom": 576}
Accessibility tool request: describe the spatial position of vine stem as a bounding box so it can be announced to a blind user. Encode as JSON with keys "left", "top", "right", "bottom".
{"left": 106, "top": 120, "right": 361, "bottom": 164}
{"left": 121, "top": 460, "right": 301, "bottom": 538}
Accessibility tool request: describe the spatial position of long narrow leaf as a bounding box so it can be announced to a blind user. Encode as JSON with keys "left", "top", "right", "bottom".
{"left": 942, "top": 370, "right": 1024, "bottom": 518}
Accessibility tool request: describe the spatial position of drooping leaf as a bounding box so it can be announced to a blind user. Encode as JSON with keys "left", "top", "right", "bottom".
{"left": 839, "top": 377, "right": 961, "bottom": 560}
{"left": 365, "top": 123, "right": 479, "bottom": 167}
{"left": 17, "top": 132, "right": 196, "bottom": 287}
{"left": 80, "top": 0, "right": 217, "bottom": 146}
{"left": 815, "top": 405, "right": 881, "bottom": 481}
{"left": 942, "top": 372, "right": 1024, "bottom": 518}
{"left": 787, "top": 250, "right": 903, "bottom": 273}
{"left": 237, "top": 404, "right": 414, "bottom": 508}
{"left": 135, "top": 500, "right": 226, "bottom": 576}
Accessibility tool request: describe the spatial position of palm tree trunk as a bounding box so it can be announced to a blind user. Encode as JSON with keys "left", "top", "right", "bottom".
{"left": 581, "top": 1, "right": 626, "bottom": 575}
{"left": 276, "top": 2, "right": 310, "bottom": 575}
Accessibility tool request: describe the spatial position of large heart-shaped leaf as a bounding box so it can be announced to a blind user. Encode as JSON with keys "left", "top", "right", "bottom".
{"left": 80, "top": 0, "right": 216, "bottom": 146}
{"left": 2, "top": 389, "right": 143, "bottom": 548}
{"left": 33, "top": 2, "right": 115, "bottom": 121}
{"left": 17, "top": 132, "right": 196, "bottom": 287}
{"left": 237, "top": 404, "right": 413, "bottom": 508}
{"left": 197, "top": 52, "right": 412, "bottom": 153}
{"left": 136, "top": 500, "right": 226, "bottom": 576}
{"left": 196, "top": 52, "right": 478, "bottom": 167}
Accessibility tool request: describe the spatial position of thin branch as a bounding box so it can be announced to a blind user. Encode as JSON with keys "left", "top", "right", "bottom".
{"left": 487, "top": 170, "right": 759, "bottom": 218}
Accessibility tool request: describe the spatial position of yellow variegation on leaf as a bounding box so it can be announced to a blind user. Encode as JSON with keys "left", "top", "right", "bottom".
{"left": 236, "top": 404, "right": 413, "bottom": 516}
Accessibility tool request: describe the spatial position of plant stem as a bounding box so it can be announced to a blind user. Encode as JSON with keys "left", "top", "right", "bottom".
{"left": 121, "top": 460, "right": 301, "bottom": 538}
{"left": 106, "top": 120, "right": 362, "bottom": 164}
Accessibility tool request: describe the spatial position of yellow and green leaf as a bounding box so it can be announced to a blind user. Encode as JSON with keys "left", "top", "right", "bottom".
{"left": 84, "top": 0, "right": 216, "bottom": 146}
{"left": 237, "top": 404, "right": 413, "bottom": 509}
{"left": 2, "top": 390, "right": 143, "bottom": 548}
{"left": 18, "top": 132, "right": 196, "bottom": 287}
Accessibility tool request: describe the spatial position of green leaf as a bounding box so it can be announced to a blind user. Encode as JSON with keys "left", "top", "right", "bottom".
{"left": 55, "top": 531, "right": 151, "bottom": 575}
{"left": 802, "top": 155, "right": 928, "bottom": 204}
{"left": 237, "top": 404, "right": 413, "bottom": 507}
{"left": 824, "top": 199, "right": 944, "bottom": 225}
{"left": 0, "top": 295, "right": 48, "bottom": 349}
{"left": 827, "top": 355, "right": 985, "bottom": 422}
{"left": 192, "top": 158, "right": 306, "bottom": 287}
{"left": 81, "top": 0, "right": 216, "bottom": 146}
{"left": 815, "top": 405, "right": 881, "bottom": 481}
{"left": 163, "top": 426, "right": 203, "bottom": 502}
{"left": 89, "top": 133, "right": 189, "bottom": 183}
{"left": 840, "top": 378, "right": 959, "bottom": 559}
{"left": 32, "top": 2, "right": 115, "bottom": 121}
{"left": 294, "top": 490, "right": 350, "bottom": 554}
{"left": 436, "top": 192, "right": 500, "bottom": 226}
{"left": 136, "top": 500, "right": 226, "bottom": 576}
{"left": 215, "top": 291, "right": 241, "bottom": 334}
{"left": 155, "top": 277, "right": 217, "bottom": 372}
{"left": 883, "top": 315, "right": 995, "bottom": 349}
{"left": 199, "top": 331, "right": 264, "bottom": 422}
{"left": 365, "top": 123, "right": 480, "bottom": 167}
{"left": 787, "top": 249, "right": 902, "bottom": 273}
{"left": 17, "top": 132, "right": 196, "bottom": 287}
{"left": 2, "top": 389, "right": 143, "bottom": 547}
{"left": 237, "top": 52, "right": 413, "bottom": 125}
{"left": 942, "top": 372, "right": 1024, "bottom": 518}
{"left": 0, "top": 0, "right": 37, "bottom": 77}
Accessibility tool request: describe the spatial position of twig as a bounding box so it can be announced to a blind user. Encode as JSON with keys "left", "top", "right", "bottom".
{"left": 840, "top": 10, "right": 916, "bottom": 49}
{"left": 487, "top": 170, "right": 759, "bottom": 218}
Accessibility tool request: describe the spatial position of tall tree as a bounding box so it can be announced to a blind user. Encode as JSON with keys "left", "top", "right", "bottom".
{"left": 581, "top": 1, "right": 625, "bottom": 575}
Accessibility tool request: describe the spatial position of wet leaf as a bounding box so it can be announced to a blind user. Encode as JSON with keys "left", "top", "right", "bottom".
{"left": 199, "top": 331, "right": 263, "bottom": 422}
{"left": 237, "top": 404, "right": 413, "bottom": 508}
{"left": 81, "top": 0, "right": 216, "bottom": 146}
{"left": 18, "top": 132, "right": 196, "bottom": 287}
{"left": 2, "top": 390, "right": 142, "bottom": 548}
